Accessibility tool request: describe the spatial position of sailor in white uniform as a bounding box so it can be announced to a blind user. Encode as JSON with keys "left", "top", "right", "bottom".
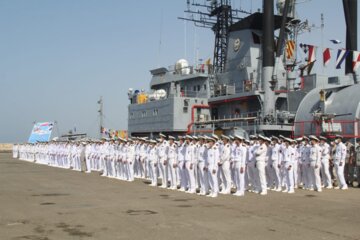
{"left": 255, "top": 135, "right": 268, "bottom": 195}
{"left": 333, "top": 135, "right": 348, "bottom": 190}
{"left": 184, "top": 135, "right": 196, "bottom": 193}
{"left": 157, "top": 133, "right": 169, "bottom": 188}
{"left": 319, "top": 136, "right": 332, "bottom": 189}
{"left": 309, "top": 135, "right": 322, "bottom": 192}
{"left": 197, "top": 136, "right": 209, "bottom": 195}
{"left": 126, "top": 139, "right": 136, "bottom": 181}
{"left": 148, "top": 140, "right": 158, "bottom": 187}
{"left": 247, "top": 135, "right": 260, "bottom": 192}
{"left": 281, "top": 138, "right": 296, "bottom": 193}
{"left": 205, "top": 137, "right": 220, "bottom": 198}
{"left": 177, "top": 136, "right": 187, "bottom": 191}
{"left": 269, "top": 136, "right": 282, "bottom": 191}
{"left": 219, "top": 135, "right": 232, "bottom": 194}
{"left": 232, "top": 135, "right": 247, "bottom": 196}
{"left": 167, "top": 136, "right": 178, "bottom": 190}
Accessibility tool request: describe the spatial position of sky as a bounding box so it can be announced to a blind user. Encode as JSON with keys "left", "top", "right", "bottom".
{"left": 0, "top": 0, "right": 358, "bottom": 143}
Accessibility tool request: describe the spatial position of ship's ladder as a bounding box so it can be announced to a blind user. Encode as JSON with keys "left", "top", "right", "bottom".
{"left": 208, "top": 75, "right": 216, "bottom": 97}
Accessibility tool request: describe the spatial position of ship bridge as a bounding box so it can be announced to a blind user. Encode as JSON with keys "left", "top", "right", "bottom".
{"left": 127, "top": 61, "right": 213, "bottom": 137}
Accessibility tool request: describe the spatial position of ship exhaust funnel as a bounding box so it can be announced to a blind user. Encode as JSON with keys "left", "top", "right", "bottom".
{"left": 343, "top": 0, "right": 358, "bottom": 83}
{"left": 262, "top": 0, "right": 276, "bottom": 121}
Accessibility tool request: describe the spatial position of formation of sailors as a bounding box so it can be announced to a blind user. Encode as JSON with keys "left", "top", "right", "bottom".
{"left": 13, "top": 133, "right": 357, "bottom": 198}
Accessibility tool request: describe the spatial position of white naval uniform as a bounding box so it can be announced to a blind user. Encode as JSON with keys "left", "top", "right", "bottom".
{"left": 168, "top": 142, "right": 178, "bottom": 189}
{"left": 177, "top": 142, "right": 187, "bottom": 191}
{"left": 184, "top": 142, "right": 196, "bottom": 193}
{"left": 85, "top": 144, "right": 92, "bottom": 173}
{"left": 126, "top": 143, "right": 136, "bottom": 181}
{"left": 309, "top": 143, "right": 322, "bottom": 191}
{"left": 320, "top": 142, "right": 332, "bottom": 188}
{"left": 134, "top": 143, "right": 141, "bottom": 178}
{"left": 139, "top": 143, "right": 147, "bottom": 179}
{"left": 232, "top": 143, "right": 247, "bottom": 196}
{"left": 247, "top": 143, "right": 259, "bottom": 191}
{"left": 197, "top": 144, "right": 209, "bottom": 195}
{"left": 158, "top": 140, "right": 169, "bottom": 188}
{"left": 148, "top": 146, "right": 158, "bottom": 186}
{"left": 255, "top": 143, "right": 268, "bottom": 194}
{"left": 270, "top": 143, "right": 282, "bottom": 190}
{"left": 206, "top": 144, "right": 220, "bottom": 197}
{"left": 334, "top": 141, "right": 348, "bottom": 189}
{"left": 282, "top": 145, "right": 296, "bottom": 193}
{"left": 302, "top": 144, "right": 311, "bottom": 189}
{"left": 219, "top": 143, "right": 232, "bottom": 194}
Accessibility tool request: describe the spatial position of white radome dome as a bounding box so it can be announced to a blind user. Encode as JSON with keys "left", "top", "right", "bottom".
{"left": 175, "top": 59, "right": 190, "bottom": 75}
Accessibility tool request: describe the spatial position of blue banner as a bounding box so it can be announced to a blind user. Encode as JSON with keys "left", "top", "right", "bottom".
{"left": 28, "top": 122, "right": 54, "bottom": 143}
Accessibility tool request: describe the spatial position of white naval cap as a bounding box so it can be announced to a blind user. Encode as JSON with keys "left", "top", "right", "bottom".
{"left": 168, "top": 136, "right": 176, "bottom": 140}
{"left": 221, "top": 134, "right": 230, "bottom": 140}
{"left": 234, "top": 134, "right": 244, "bottom": 140}
{"left": 319, "top": 136, "right": 327, "bottom": 141}
{"left": 271, "top": 136, "right": 279, "bottom": 141}
{"left": 302, "top": 136, "right": 309, "bottom": 141}
{"left": 212, "top": 134, "right": 219, "bottom": 140}
{"left": 159, "top": 133, "right": 167, "bottom": 138}
{"left": 149, "top": 139, "right": 157, "bottom": 144}
{"left": 249, "top": 135, "right": 257, "bottom": 139}
{"left": 309, "top": 135, "right": 319, "bottom": 141}
{"left": 185, "top": 135, "right": 193, "bottom": 139}
{"left": 335, "top": 134, "right": 343, "bottom": 139}
{"left": 258, "top": 135, "right": 267, "bottom": 141}
{"left": 192, "top": 135, "right": 198, "bottom": 140}
{"left": 206, "top": 137, "right": 216, "bottom": 142}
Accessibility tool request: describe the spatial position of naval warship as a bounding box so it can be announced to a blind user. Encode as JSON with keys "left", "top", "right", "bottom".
{"left": 127, "top": 0, "right": 360, "bottom": 140}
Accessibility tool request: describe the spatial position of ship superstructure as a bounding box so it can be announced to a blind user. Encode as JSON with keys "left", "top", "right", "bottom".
{"left": 128, "top": 0, "right": 360, "bottom": 140}
{"left": 127, "top": 61, "right": 212, "bottom": 137}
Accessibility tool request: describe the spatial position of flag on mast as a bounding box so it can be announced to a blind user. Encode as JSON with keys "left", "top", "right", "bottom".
{"left": 336, "top": 49, "right": 350, "bottom": 69}
{"left": 307, "top": 45, "right": 316, "bottom": 64}
{"left": 353, "top": 51, "right": 360, "bottom": 72}
{"left": 323, "top": 48, "right": 331, "bottom": 66}
{"left": 330, "top": 39, "right": 342, "bottom": 44}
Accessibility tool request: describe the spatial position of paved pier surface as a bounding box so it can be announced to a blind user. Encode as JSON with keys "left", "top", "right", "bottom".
{"left": 0, "top": 153, "right": 359, "bottom": 240}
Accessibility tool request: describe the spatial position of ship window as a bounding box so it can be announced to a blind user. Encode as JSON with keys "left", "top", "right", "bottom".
{"left": 142, "top": 111, "right": 147, "bottom": 118}
{"left": 184, "top": 99, "right": 189, "bottom": 106}
{"left": 153, "top": 109, "right": 158, "bottom": 116}
{"left": 193, "top": 86, "right": 197, "bottom": 92}
{"left": 183, "top": 107, "right": 188, "bottom": 113}
{"left": 197, "top": 85, "right": 201, "bottom": 91}
{"left": 204, "top": 84, "right": 207, "bottom": 90}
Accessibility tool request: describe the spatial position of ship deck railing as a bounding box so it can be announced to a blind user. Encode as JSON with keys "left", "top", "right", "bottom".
{"left": 166, "top": 64, "right": 213, "bottom": 75}
{"left": 131, "top": 90, "right": 209, "bottom": 105}
{"left": 194, "top": 111, "right": 297, "bottom": 128}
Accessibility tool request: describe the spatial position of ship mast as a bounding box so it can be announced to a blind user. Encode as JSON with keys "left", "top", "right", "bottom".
{"left": 98, "top": 96, "right": 103, "bottom": 139}
{"left": 179, "top": 0, "right": 250, "bottom": 73}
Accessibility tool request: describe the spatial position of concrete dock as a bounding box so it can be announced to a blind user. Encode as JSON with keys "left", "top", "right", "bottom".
{"left": 0, "top": 153, "right": 359, "bottom": 240}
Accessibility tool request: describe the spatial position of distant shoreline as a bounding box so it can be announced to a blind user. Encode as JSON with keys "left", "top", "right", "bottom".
{"left": 0, "top": 143, "right": 13, "bottom": 153}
